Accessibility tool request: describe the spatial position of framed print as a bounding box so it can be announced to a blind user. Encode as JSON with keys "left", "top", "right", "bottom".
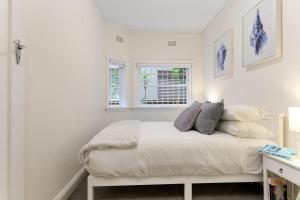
{"left": 243, "top": 0, "right": 282, "bottom": 68}
{"left": 214, "top": 29, "right": 233, "bottom": 79}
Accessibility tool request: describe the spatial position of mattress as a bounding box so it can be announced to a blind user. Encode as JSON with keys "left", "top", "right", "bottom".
{"left": 85, "top": 122, "right": 272, "bottom": 178}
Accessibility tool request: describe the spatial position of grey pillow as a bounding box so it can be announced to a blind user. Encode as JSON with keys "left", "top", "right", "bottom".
{"left": 194, "top": 100, "right": 224, "bottom": 135}
{"left": 174, "top": 101, "right": 202, "bottom": 132}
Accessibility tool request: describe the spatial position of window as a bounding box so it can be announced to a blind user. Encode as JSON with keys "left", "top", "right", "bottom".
{"left": 108, "top": 59, "right": 125, "bottom": 107}
{"left": 136, "top": 63, "right": 191, "bottom": 106}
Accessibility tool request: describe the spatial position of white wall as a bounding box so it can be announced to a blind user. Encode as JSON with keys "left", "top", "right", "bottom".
{"left": 104, "top": 21, "right": 131, "bottom": 63}
{"left": 131, "top": 31, "right": 203, "bottom": 100}
{"left": 203, "top": 0, "right": 300, "bottom": 147}
{"left": 0, "top": 0, "right": 9, "bottom": 199}
{"left": 23, "top": 0, "right": 113, "bottom": 200}
{"left": 20, "top": 0, "right": 300, "bottom": 198}
{"left": 104, "top": 25, "right": 204, "bottom": 121}
{"left": 104, "top": 21, "right": 132, "bottom": 109}
{"left": 130, "top": 31, "right": 204, "bottom": 121}
{"left": 22, "top": 3, "right": 203, "bottom": 200}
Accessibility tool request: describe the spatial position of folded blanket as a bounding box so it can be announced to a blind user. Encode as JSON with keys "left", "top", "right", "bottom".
{"left": 78, "top": 120, "right": 141, "bottom": 164}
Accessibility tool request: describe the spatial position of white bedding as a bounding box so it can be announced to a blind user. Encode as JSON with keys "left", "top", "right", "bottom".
{"left": 84, "top": 122, "right": 273, "bottom": 178}
{"left": 78, "top": 120, "right": 140, "bottom": 164}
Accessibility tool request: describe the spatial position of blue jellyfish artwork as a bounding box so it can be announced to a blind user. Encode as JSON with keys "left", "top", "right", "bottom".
{"left": 249, "top": 9, "right": 268, "bottom": 56}
{"left": 216, "top": 43, "right": 227, "bottom": 71}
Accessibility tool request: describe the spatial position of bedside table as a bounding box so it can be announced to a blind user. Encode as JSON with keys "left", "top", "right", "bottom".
{"left": 263, "top": 154, "right": 300, "bottom": 200}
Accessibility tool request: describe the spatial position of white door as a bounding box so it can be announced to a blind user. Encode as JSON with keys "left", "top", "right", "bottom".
{"left": 0, "top": 0, "right": 26, "bottom": 199}
{"left": 0, "top": 0, "right": 9, "bottom": 199}
{"left": 10, "top": 0, "right": 26, "bottom": 198}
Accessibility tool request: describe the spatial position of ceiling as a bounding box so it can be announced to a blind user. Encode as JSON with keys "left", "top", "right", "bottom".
{"left": 96, "top": 0, "right": 231, "bottom": 32}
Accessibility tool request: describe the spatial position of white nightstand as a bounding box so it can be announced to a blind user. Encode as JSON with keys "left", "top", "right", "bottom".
{"left": 263, "top": 154, "right": 300, "bottom": 200}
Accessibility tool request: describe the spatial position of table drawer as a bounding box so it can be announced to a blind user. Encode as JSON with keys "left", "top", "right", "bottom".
{"left": 265, "top": 158, "right": 300, "bottom": 186}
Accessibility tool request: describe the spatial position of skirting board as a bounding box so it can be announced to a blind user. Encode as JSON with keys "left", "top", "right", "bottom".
{"left": 53, "top": 167, "right": 88, "bottom": 200}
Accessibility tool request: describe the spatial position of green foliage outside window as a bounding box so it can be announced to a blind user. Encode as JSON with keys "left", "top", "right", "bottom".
{"left": 141, "top": 70, "right": 151, "bottom": 100}
{"left": 171, "top": 68, "right": 186, "bottom": 84}
{"left": 110, "top": 69, "right": 120, "bottom": 101}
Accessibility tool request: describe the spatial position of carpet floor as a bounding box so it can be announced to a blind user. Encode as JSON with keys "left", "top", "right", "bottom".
{"left": 68, "top": 178, "right": 263, "bottom": 200}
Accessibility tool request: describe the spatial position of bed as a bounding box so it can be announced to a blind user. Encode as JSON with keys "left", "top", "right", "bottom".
{"left": 82, "top": 113, "right": 284, "bottom": 200}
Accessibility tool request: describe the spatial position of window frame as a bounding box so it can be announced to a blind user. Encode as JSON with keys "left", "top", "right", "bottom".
{"left": 106, "top": 58, "right": 126, "bottom": 108}
{"left": 133, "top": 61, "right": 192, "bottom": 108}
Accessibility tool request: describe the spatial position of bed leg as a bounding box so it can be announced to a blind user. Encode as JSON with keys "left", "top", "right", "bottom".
{"left": 184, "top": 183, "right": 192, "bottom": 200}
{"left": 88, "top": 176, "right": 94, "bottom": 200}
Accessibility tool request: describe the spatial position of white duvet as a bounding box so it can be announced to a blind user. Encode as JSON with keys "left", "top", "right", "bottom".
{"left": 84, "top": 122, "right": 272, "bottom": 178}
{"left": 78, "top": 120, "right": 140, "bottom": 164}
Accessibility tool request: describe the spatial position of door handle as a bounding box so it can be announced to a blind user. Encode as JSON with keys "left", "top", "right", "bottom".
{"left": 13, "top": 39, "right": 25, "bottom": 65}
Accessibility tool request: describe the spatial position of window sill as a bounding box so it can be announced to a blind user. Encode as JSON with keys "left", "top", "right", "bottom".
{"left": 105, "top": 106, "right": 130, "bottom": 112}
{"left": 131, "top": 105, "right": 188, "bottom": 110}
{"left": 105, "top": 105, "right": 187, "bottom": 112}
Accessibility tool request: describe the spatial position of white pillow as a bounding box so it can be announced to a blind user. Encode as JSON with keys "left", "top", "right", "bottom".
{"left": 222, "top": 105, "right": 268, "bottom": 121}
{"left": 217, "top": 121, "right": 274, "bottom": 139}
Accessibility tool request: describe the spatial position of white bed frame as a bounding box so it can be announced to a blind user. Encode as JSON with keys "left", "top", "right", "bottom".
{"left": 87, "top": 113, "right": 284, "bottom": 200}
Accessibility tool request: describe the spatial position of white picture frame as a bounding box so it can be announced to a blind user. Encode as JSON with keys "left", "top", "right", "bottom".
{"left": 242, "top": 0, "right": 282, "bottom": 68}
{"left": 214, "top": 29, "right": 233, "bottom": 79}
